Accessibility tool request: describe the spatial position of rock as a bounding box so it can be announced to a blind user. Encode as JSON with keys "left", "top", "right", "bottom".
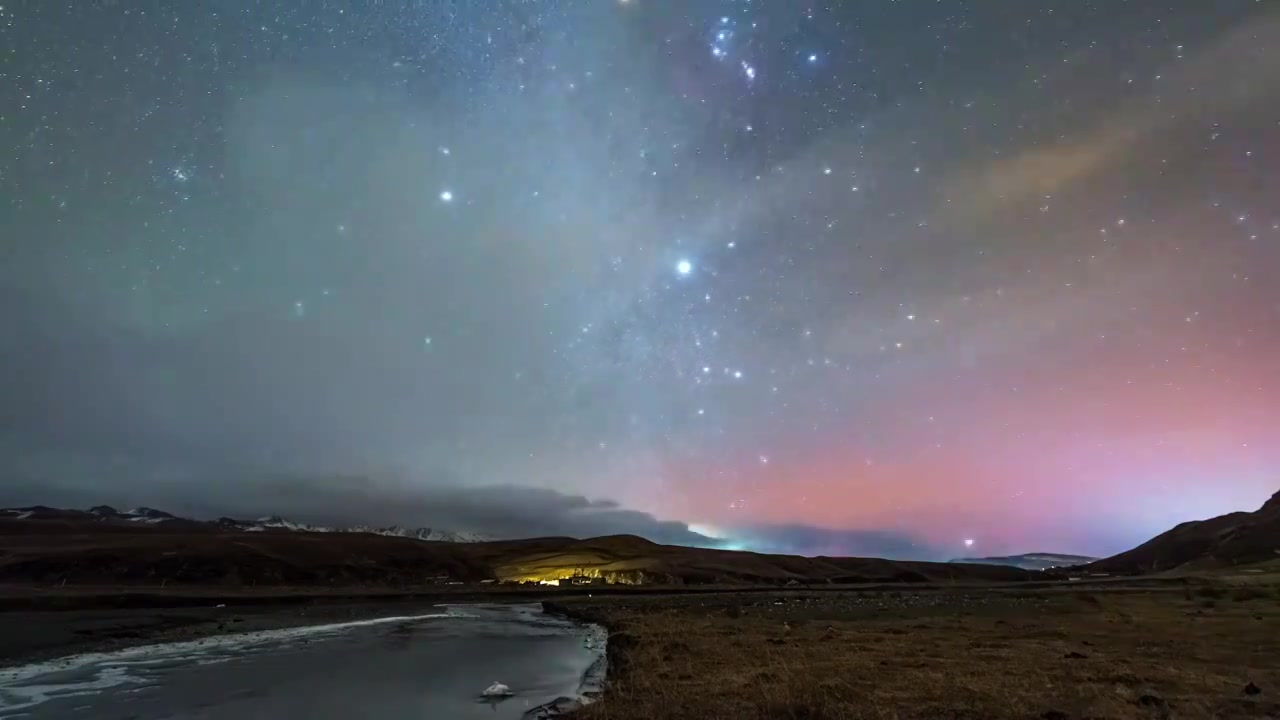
{"left": 607, "top": 632, "right": 638, "bottom": 676}
{"left": 1244, "top": 682, "right": 1262, "bottom": 696}
{"left": 1063, "top": 651, "right": 1088, "bottom": 659}
{"left": 522, "top": 696, "right": 582, "bottom": 719}
{"left": 1136, "top": 694, "right": 1166, "bottom": 708}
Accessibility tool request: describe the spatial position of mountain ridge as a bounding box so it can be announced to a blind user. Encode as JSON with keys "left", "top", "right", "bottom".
{"left": 1084, "top": 489, "right": 1280, "bottom": 573}
{"left": 0, "top": 505, "right": 488, "bottom": 544}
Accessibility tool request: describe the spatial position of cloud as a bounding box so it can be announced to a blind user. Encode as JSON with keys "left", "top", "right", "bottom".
{"left": 233, "top": 477, "right": 720, "bottom": 546}
{"left": 724, "top": 524, "right": 941, "bottom": 561}
{"left": 944, "top": 10, "right": 1280, "bottom": 218}
{"left": 0, "top": 452, "right": 717, "bottom": 547}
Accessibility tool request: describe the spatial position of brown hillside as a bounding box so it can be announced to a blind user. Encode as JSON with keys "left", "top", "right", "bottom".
{"left": 0, "top": 517, "right": 1029, "bottom": 588}
{"left": 1087, "top": 489, "right": 1280, "bottom": 573}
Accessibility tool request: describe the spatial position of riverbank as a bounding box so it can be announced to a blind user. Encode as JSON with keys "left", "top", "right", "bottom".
{"left": 556, "top": 583, "right": 1280, "bottom": 720}
{"left": 0, "top": 575, "right": 1212, "bottom": 667}
{"left": 0, "top": 597, "right": 463, "bottom": 666}
{"left": 0, "top": 585, "right": 956, "bottom": 666}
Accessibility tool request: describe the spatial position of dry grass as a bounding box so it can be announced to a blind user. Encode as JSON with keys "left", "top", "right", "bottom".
{"left": 567, "top": 583, "right": 1280, "bottom": 720}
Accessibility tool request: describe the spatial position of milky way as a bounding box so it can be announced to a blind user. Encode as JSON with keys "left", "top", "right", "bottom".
{"left": 2, "top": 1, "right": 1278, "bottom": 560}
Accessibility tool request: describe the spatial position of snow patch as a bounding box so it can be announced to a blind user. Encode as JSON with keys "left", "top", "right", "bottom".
{"left": 482, "top": 681, "right": 513, "bottom": 697}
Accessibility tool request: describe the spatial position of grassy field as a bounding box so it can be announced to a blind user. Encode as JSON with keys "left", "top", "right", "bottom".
{"left": 560, "top": 580, "right": 1280, "bottom": 720}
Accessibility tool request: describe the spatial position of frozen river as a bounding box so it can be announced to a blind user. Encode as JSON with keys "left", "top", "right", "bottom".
{"left": 0, "top": 603, "right": 605, "bottom": 720}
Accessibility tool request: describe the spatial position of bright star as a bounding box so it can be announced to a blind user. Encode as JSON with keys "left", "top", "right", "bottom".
{"left": 440, "top": 190, "right": 454, "bottom": 202}
{"left": 677, "top": 259, "right": 693, "bottom": 275}
{"left": 964, "top": 538, "right": 975, "bottom": 548}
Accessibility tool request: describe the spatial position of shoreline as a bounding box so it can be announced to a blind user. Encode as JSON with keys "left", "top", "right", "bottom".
{"left": 520, "top": 611, "right": 610, "bottom": 720}
{"left": 534, "top": 601, "right": 627, "bottom": 720}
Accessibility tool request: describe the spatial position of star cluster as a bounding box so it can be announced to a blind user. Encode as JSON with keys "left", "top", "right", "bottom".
{"left": 1, "top": 1, "right": 1278, "bottom": 558}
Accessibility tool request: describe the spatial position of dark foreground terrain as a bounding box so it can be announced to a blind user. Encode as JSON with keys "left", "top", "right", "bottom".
{"left": 554, "top": 579, "right": 1280, "bottom": 720}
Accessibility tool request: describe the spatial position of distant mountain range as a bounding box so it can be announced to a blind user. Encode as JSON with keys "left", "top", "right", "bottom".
{"left": 951, "top": 553, "right": 1098, "bottom": 571}
{"left": 0, "top": 505, "right": 489, "bottom": 544}
{"left": 3, "top": 489, "right": 1277, "bottom": 587}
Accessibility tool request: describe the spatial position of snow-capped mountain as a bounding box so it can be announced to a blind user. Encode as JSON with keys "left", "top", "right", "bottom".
{"left": 2, "top": 505, "right": 489, "bottom": 543}
{"left": 950, "top": 553, "right": 1097, "bottom": 571}
{"left": 245, "top": 515, "right": 488, "bottom": 543}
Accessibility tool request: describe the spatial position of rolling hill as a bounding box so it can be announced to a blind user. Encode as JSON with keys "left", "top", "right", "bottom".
{"left": 0, "top": 506, "right": 1030, "bottom": 588}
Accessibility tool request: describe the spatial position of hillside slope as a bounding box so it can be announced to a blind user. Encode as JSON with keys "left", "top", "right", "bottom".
{"left": 1087, "top": 490, "right": 1280, "bottom": 573}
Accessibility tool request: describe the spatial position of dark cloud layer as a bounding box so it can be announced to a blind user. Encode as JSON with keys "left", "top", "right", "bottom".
{"left": 0, "top": 457, "right": 717, "bottom": 546}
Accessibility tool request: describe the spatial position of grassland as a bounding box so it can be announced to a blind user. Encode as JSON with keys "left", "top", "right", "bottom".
{"left": 557, "top": 578, "right": 1280, "bottom": 720}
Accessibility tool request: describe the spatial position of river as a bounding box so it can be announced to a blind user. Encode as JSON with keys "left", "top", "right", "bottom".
{"left": 0, "top": 603, "right": 605, "bottom": 719}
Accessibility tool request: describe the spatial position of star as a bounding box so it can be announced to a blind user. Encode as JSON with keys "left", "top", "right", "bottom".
{"left": 440, "top": 190, "right": 454, "bottom": 202}
{"left": 676, "top": 259, "right": 693, "bottom": 275}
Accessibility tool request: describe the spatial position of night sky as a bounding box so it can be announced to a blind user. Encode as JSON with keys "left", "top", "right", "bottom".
{"left": 2, "top": 1, "right": 1278, "bottom": 560}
